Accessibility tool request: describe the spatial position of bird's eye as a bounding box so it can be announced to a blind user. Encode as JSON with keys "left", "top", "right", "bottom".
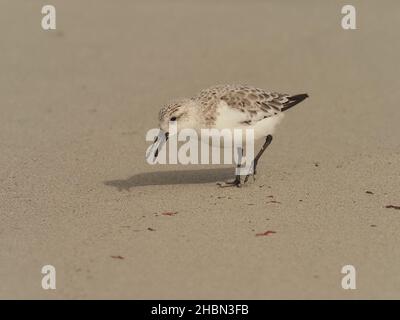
{"left": 170, "top": 116, "right": 177, "bottom": 121}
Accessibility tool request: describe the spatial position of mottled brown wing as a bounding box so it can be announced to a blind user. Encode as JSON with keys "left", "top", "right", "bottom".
{"left": 195, "top": 85, "right": 290, "bottom": 121}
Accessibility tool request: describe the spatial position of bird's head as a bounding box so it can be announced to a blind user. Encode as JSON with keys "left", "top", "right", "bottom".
{"left": 146, "top": 98, "right": 199, "bottom": 161}
{"left": 158, "top": 98, "right": 198, "bottom": 133}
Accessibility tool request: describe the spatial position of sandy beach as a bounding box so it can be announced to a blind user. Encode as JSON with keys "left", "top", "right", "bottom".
{"left": 1, "top": 0, "right": 399, "bottom": 299}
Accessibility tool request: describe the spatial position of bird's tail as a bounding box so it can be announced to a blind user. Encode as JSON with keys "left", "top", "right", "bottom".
{"left": 281, "top": 93, "right": 309, "bottom": 112}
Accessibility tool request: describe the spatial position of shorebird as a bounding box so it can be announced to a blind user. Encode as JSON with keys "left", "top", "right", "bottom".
{"left": 148, "top": 84, "right": 308, "bottom": 187}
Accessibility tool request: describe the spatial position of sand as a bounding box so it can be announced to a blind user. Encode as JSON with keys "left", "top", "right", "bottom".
{"left": 0, "top": 0, "right": 399, "bottom": 299}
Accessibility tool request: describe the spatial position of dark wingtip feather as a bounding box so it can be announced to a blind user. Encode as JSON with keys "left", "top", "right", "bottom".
{"left": 281, "top": 93, "right": 309, "bottom": 112}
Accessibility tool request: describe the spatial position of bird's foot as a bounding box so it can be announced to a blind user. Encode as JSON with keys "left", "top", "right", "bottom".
{"left": 243, "top": 173, "right": 256, "bottom": 184}
{"left": 217, "top": 177, "right": 241, "bottom": 188}
{"left": 243, "top": 163, "right": 257, "bottom": 184}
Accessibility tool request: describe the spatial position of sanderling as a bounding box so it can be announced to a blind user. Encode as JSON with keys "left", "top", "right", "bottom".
{"left": 149, "top": 84, "right": 308, "bottom": 187}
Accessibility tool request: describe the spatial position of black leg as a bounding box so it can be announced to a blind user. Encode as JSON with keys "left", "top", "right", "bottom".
{"left": 217, "top": 147, "right": 243, "bottom": 187}
{"left": 244, "top": 135, "right": 273, "bottom": 183}
{"left": 217, "top": 169, "right": 241, "bottom": 187}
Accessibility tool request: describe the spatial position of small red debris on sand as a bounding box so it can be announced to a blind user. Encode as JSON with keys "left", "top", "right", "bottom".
{"left": 256, "top": 230, "right": 276, "bottom": 237}
{"left": 385, "top": 205, "right": 400, "bottom": 210}
{"left": 111, "top": 255, "right": 124, "bottom": 259}
{"left": 147, "top": 227, "right": 156, "bottom": 231}
{"left": 266, "top": 200, "right": 281, "bottom": 204}
{"left": 161, "top": 211, "right": 178, "bottom": 216}
{"left": 365, "top": 191, "right": 374, "bottom": 195}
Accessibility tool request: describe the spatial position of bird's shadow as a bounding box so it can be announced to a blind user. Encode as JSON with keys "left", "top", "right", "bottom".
{"left": 104, "top": 168, "right": 234, "bottom": 191}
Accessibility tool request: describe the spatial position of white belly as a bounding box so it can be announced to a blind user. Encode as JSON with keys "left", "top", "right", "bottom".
{"left": 213, "top": 101, "right": 284, "bottom": 141}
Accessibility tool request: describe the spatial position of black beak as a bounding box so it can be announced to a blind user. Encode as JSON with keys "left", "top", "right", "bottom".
{"left": 153, "top": 132, "right": 169, "bottom": 159}
{"left": 146, "top": 130, "right": 169, "bottom": 163}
